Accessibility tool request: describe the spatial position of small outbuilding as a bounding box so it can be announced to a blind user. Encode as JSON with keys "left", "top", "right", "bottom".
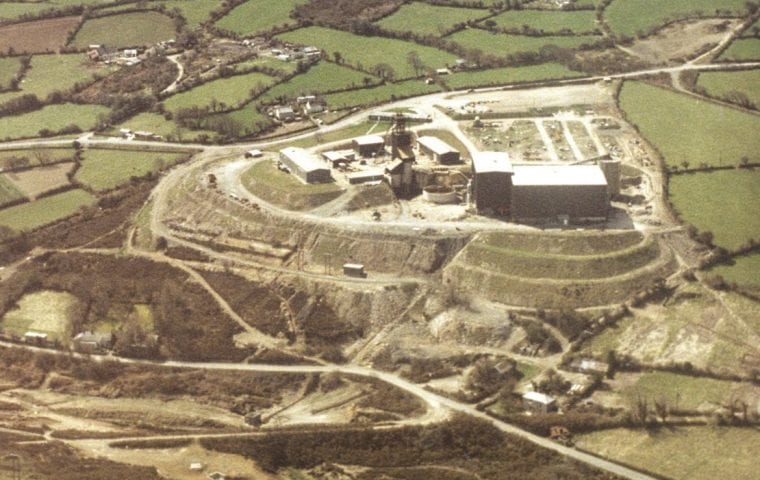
{"left": 244, "top": 149, "right": 263, "bottom": 158}
{"left": 274, "top": 106, "right": 295, "bottom": 122}
{"left": 522, "top": 391, "right": 557, "bottom": 414}
{"left": 73, "top": 331, "right": 113, "bottom": 353}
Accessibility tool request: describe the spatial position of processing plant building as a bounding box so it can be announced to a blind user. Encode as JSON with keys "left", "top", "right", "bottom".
{"left": 279, "top": 147, "right": 331, "bottom": 184}
{"left": 471, "top": 151, "right": 611, "bottom": 222}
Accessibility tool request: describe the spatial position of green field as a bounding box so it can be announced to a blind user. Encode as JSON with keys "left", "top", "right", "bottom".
{"left": 323, "top": 79, "right": 439, "bottom": 110}
{"left": 13, "top": 54, "right": 107, "bottom": 101}
{"left": 669, "top": 170, "right": 760, "bottom": 250}
{"left": 257, "top": 62, "right": 378, "bottom": 105}
{"left": 161, "top": 0, "right": 220, "bottom": 27}
{"left": 619, "top": 81, "right": 760, "bottom": 168}
{"left": 712, "top": 253, "right": 760, "bottom": 287}
{"left": 117, "top": 112, "right": 216, "bottom": 142}
{"left": 604, "top": 0, "right": 750, "bottom": 38}
{"left": 164, "top": 71, "right": 275, "bottom": 112}
{"left": 697, "top": 70, "right": 760, "bottom": 108}
{"left": 718, "top": 38, "right": 760, "bottom": 60}
{"left": 72, "top": 11, "right": 177, "bottom": 48}
{"left": 0, "top": 103, "right": 109, "bottom": 141}
{"left": 231, "top": 56, "right": 298, "bottom": 75}
{"left": 76, "top": 148, "right": 189, "bottom": 191}
{"left": 488, "top": 9, "right": 600, "bottom": 34}
{"left": 0, "top": 188, "right": 95, "bottom": 231}
{"left": 215, "top": 0, "right": 305, "bottom": 36}
{"left": 241, "top": 159, "right": 343, "bottom": 211}
{"left": 0, "top": 175, "right": 24, "bottom": 205}
{"left": 1, "top": 290, "right": 80, "bottom": 342}
{"left": 446, "top": 63, "right": 580, "bottom": 90}
{"left": 0, "top": 57, "right": 20, "bottom": 91}
{"left": 284, "top": 120, "right": 378, "bottom": 149}
{"left": 0, "top": 2, "right": 52, "bottom": 20}
{"left": 449, "top": 29, "right": 601, "bottom": 58}
{"left": 278, "top": 27, "right": 457, "bottom": 79}
{"left": 577, "top": 427, "right": 759, "bottom": 480}
{"left": 0, "top": 147, "right": 74, "bottom": 169}
{"left": 377, "top": 3, "right": 490, "bottom": 36}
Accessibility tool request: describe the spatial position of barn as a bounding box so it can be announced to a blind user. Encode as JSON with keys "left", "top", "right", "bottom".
{"left": 279, "top": 147, "right": 331, "bottom": 184}
{"left": 352, "top": 135, "right": 385, "bottom": 157}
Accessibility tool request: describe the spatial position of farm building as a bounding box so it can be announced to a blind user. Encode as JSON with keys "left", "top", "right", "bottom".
{"left": 352, "top": 135, "right": 385, "bottom": 157}
{"left": 522, "top": 391, "right": 557, "bottom": 413}
{"left": 244, "top": 149, "right": 263, "bottom": 158}
{"left": 347, "top": 169, "right": 384, "bottom": 185}
{"left": 274, "top": 106, "right": 295, "bottom": 122}
{"left": 416, "top": 136, "right": 460, "bottom": 164}
{"left": 510, "top": 165, "right": 609, "bottom": 223}
{"left": 471, "top": 151, "right": 513, "bottom": 214}
{"left": 279, "top": 147, "right": 331, "bottom": 184}
{"left": 73, "top": 331, "right": 113, "bottom": 353}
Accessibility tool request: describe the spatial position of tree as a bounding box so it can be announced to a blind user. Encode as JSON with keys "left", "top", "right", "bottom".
{"left": 406, "top": 50, "right": 425, "bottom": 77}
{"left": 371, "top": 63, "right": 396, "bottom": 81}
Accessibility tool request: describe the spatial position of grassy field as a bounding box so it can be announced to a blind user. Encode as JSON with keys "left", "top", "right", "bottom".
{"left": 712, "top": 253, "right": 760, "bottom": 287}
{"left": 257, "top": 62, "right": 378, "bottom": 105}
{"left": 697, "top": 70, "right": 760, "bottom": 108}
{"left": 241, "top": 159, "right": 343, "bottom": 211}
{"left": 604, "top": 0, "right": 750, "bottom": 38}
{"left": 164, "top": 71, "right": 275, "bottom": 112}
{"left": 576, "top": 427, "right": 760, "bottom": 480}
{"left": 0, "top": 147, "right": 74, "bottom": 169}
{"left": 669, "top": 170, "right": 759, "bottom": 250}
{"left": 72, "top": 11, "right": 177, "bottom": 48}
{"left": 618, "top": 371, "right": 739, "bottom": 410}
{"left": 0, "top": 103, "right": 109, "bottom": 141}
{"left": 284, "top": 121, "right": 379, "bottom": 149}
{"left": 0, "top": 175, "right": 24, "bottom": 205}
{"left": 215, "top": 0, "right": 305, "bottom": 36}
{"left": 448, "top": 29, "right": 601, "bottom": 58}
{"left": 619, "top": 81, "right": 760, "bottom": 168}
{"left": 0, "top": 2, "right": 52, "bottom": 21}
{"left": 377, "top": 3, "right": 490, "bottom": 36}
{"left": 488, "top": 9, "right": 600, "bottom": 34}
{"left": 76, "top": 148, "right": 189, "bottom": 191}
{"left": 0, "top": 56, "right": 20, "bottom": 90}
{"left": 117, "top": 112, "right": 216, "bottom": 142}
{"left": 94, "top": 302, "right": 155, "bottom": 335}
{"left": 161, "top": 0, "right": 220, "bottom": 28}
{"left": 323, "top": 79, "right": 440, "bottom": 110}
{"left": 3, "top": 162, "right": 73, "bottom": 199}
{"left": 231, "top": 56, "right": 298, "bottom": 75}
{"left": 718, "top": 38, "right": 760, "bottom": 60}
{"left": 445, "top": 63, "right": 580, "bottom": 90}
{"left": 278, "top": 27, "right": 457, "bottom": 79}
{"left": 1, "top": 290, "right": 80, "bottom": 342}
{"left": 0, "top": 188, "right": 95, "bottom": 231}
{"left": 0, "top": 16, "right": 79, "bottom": 54}
{"left": 14, "top": 53, "right": 108, "bottom": 100}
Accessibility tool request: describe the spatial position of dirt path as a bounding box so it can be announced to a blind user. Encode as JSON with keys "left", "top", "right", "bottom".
{"left": 161, "top": 54, "right": 185, "bottom": 94}
{"left": 535, "top": 120, "right": 560, "bottom": 162}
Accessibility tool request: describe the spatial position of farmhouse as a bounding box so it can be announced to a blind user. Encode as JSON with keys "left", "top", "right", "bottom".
{"left": 279, "top": 147, "right": 331, "bottom": 184}
{"left": 416, "top": 136, "right": 460, "bottom": 164}
{"left": 352, "top": 135, "right": 385, "bottom": 157}
{"left": 523, "top": 391, "right": 557, "bottom": 414}
{"left": 510, "top": 165, "right": 609, "bottom": 223}
{"left": 73, "top": 331, "right": 113, "bottom": 353}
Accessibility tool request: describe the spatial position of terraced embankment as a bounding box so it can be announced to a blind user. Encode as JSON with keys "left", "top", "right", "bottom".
{"left": 445, "top": 230, "right": 677, "bottom": 309}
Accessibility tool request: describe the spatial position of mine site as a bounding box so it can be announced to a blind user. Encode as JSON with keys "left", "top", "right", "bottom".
{"left": 0, "top": 1, "right": 758, "bottom": 480}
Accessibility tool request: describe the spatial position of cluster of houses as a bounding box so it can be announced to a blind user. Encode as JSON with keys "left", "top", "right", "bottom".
{"left": 87, "top": 44, "right": 144, "bottom": 66}
{"left": 271, "top": 94, "right": 327, "bottom": 122}
{"left": 521, "top": 358, "right": 610, "bottom": 414}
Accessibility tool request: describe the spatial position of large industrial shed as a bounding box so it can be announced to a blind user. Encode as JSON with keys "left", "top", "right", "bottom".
{"left": 471, "top": 151, "right": 513, "bottom": 214}
{"left": 510, "top": 165, "right": 609, "bottom": 222}
{"left": 279, "top": 147, "right": 331, "bottom": 184}
{"left": 417, "top": 136, "right": 460, "bottom": 164}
